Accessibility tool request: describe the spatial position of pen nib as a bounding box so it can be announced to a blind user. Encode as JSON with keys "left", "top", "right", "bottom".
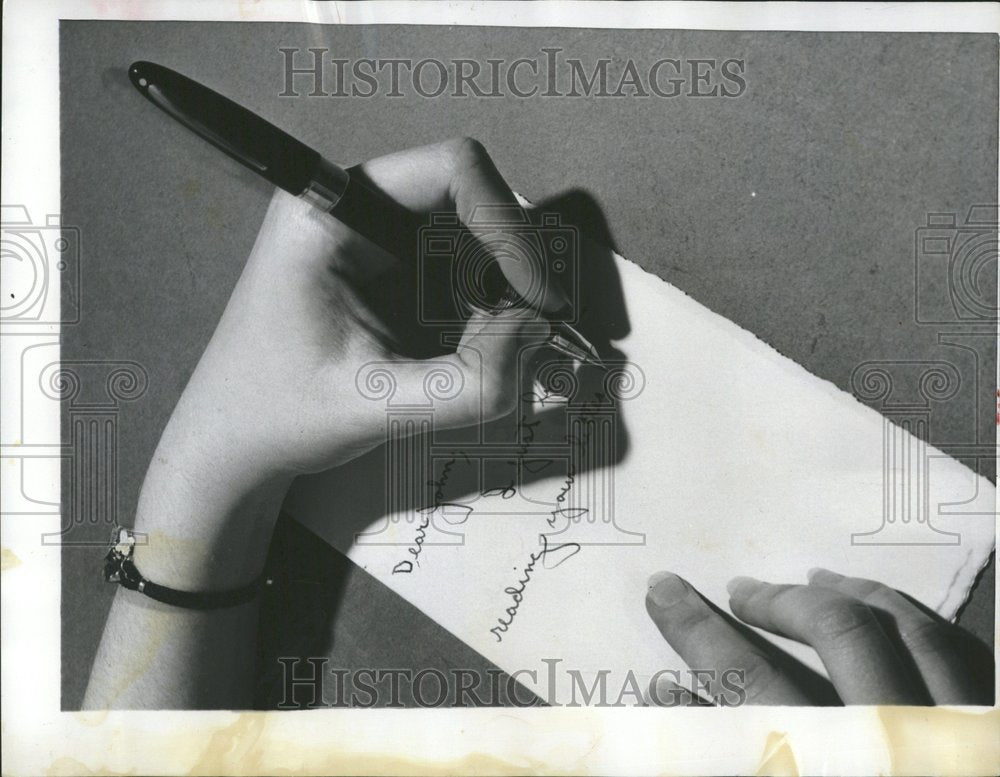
{"left": 548, "top": 325, "right": 606, "bottom": 369}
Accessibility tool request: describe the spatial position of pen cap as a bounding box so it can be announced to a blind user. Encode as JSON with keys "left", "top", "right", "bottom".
{"left": 129, "top": 61, "right": 323, "bottom": 196}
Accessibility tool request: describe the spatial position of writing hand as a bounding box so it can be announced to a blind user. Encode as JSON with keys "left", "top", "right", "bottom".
{"left": 131, "top": 138, "right": 552, "bottom": 587}
{"left": 644, "top": 568, "right": 988, "bottom": 705}
{"left": 175, "top": 137, "right": 550, "bottom": 480}
{"left": 85, "top": 138, "right": 549, "bottom": 708}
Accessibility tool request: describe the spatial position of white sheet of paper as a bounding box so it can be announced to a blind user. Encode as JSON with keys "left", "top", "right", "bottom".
{"left": 285, "top": 233, "right": 995, "bottom": 704}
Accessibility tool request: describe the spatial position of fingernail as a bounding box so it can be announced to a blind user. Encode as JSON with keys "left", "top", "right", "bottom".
{"left": 726, "top": 576, "right": 761, "bottom": 596}
{"left": 647, "top": 571, "right": 690, "bottom": 608}
{"left": 464, "top": 303, "right": 493, "bottom": 320}
{"left": 487, "top": 285, "right": 530, "bottom": 315}
{"left": 807, "top": 567, "right": 843, "bottom": 584}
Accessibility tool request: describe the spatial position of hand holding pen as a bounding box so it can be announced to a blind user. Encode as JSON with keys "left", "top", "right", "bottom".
{"left": 86, "top": 64, "right": 601, "bottom": 709}
{"left": 132, "top": 138, "right": 561, "bottom": 591}
{"left": 85, "top": 137, "right": 561, "bottom": 709}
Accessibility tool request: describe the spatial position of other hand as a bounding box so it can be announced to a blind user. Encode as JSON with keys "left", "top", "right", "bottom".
{"left": 644, "top": 567, "right": 988, "bottom": 705}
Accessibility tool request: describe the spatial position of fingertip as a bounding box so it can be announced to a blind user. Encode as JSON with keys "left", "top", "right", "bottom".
{"left": 647, "top": 570, "right": 675, "bottom": 590}
{"left": 646, "top": 571, "right": 691, "bottom": 609}
{"left": 807, "top": 567, "right": 844, "bottom": 586}
{"left": 726, "top": 576, "right": 761, "bottom": 598}
{"left": 462, "top": 305, "right": 499, "bottom": 327}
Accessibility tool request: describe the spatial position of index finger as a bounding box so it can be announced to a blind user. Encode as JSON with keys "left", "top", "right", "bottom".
{"left": 351, "top": 138, "right": 570, "bottom": 313}
{"left": 645, "top": 572, "right": 811, "bottom": 705}
{"left": 728, "top": 578, "right": 922, "bottom": 704}
{"left": 808, "top": 568, "right": 987, "bottom": 704}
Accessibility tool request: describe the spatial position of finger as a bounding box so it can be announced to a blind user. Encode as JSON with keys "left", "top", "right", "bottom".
{"left": 727, "top": 577, "right": 921, "bottom": 704}
{"left": 808, "top": 568, "right": 984, "bottom": 704}
{"left": 644, "top": 673, "right": 714, "bottom": 707}
{"left": 393, "top": 308, "right": 550, "bottom": 431}
{"left": 645, "top": 572, "right": 811, "bottom": 705}
{"left": 353, "top": 138, "right": 505, "bottom": 217}
{"left": 354, "top": 138, "right": 569, "bottom": 312}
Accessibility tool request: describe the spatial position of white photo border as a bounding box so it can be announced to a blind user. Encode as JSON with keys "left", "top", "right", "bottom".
{"left": 2, "top": 2, "right": 998, "bottom": 775}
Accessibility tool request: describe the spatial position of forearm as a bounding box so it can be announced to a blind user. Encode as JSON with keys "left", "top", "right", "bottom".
{"left": 83, "top": 394, "right": 291, "bottom": 710}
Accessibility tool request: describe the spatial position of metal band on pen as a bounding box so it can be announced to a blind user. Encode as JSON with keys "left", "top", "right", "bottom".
{"left": 301, "top": 158, "right": 350, "bottom": 212}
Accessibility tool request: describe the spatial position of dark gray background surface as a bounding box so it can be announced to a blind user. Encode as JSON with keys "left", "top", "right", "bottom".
{"left": 61, "top": 22, "right": 996, "bottom": 709}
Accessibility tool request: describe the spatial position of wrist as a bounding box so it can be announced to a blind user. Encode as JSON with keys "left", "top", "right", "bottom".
{"left": 131, "top": 408, "right": 293, "bottom": 592}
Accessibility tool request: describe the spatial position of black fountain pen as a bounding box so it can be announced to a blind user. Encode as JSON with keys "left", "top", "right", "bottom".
{"left": 128, "top": 61, "right": 604, "bottom": 368}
